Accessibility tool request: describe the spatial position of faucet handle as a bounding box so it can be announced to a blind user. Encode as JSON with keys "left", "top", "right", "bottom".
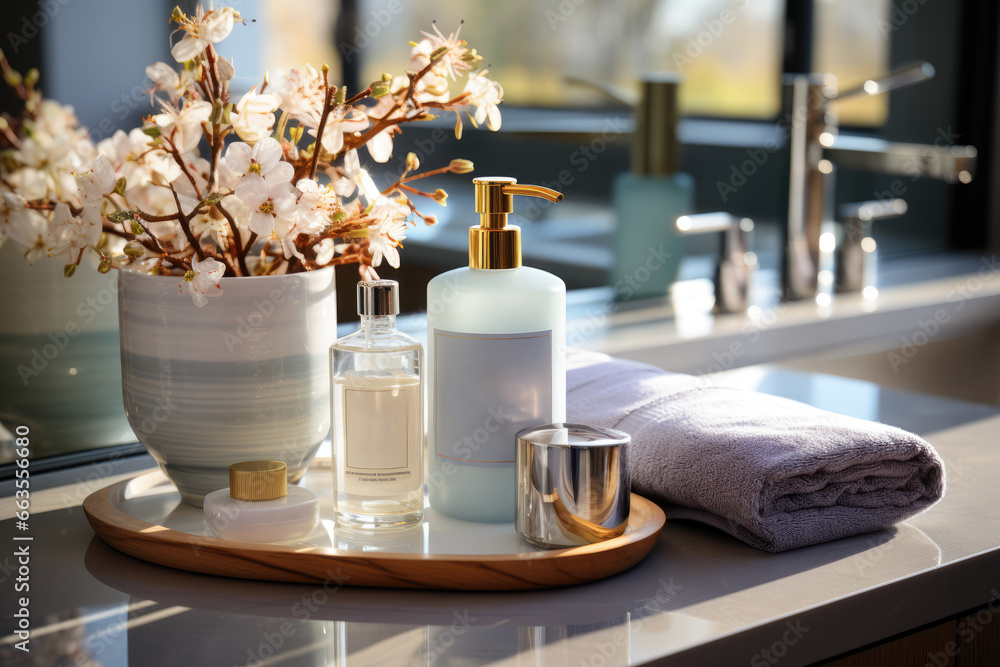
{"left": 836, "top": 198, "right": 907, "bottom": 293}
{"left": 831, "top": 61, "right": 935, "bottom": 101}
{"left": 840, "top": 199, "right": 908, "bottom": 222}
{"left": 675, "top": 213, "right": 755, "bottom": 313}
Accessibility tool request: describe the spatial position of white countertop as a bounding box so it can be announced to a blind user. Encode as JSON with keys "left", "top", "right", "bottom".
{"left": 2, "top": 367, "right": 998, "bottom": 666}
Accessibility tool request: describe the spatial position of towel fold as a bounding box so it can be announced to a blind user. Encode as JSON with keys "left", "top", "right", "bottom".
{"left": 566, "top": 350, "right": 945, "bottom": 553}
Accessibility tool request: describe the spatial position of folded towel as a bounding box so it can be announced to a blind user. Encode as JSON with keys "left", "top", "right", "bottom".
{"left": 566, "top": 350, "right": 946, "bottom": 553}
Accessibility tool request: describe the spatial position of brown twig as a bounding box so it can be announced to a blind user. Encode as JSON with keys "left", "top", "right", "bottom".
{"left": 169, "top": 187, "right": 208, "bottom": 263}
{"left": 164, "top": 139, "right": 203, "bottom": 200}
{"left": 215, "top": 201, "right": 247, "bottom": 276}
{"left": 308, "top": 71, "right": 334, "bottom": 180}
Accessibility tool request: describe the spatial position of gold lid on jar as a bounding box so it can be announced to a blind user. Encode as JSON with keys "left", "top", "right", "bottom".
{"left": 229, "top": 461, "right": 287, "bottom": 501}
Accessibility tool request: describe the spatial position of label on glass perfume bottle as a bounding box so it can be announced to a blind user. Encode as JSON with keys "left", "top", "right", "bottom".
{"left": 433, "top": 329, "right": 552, "bottom": 467}
{"left": 343, "top": 378, "right": 418, "bottom": 496}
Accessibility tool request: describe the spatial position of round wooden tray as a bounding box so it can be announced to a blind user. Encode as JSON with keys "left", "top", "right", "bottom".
{"left": 83, "top": 469, "right": 666, "bottom": 591}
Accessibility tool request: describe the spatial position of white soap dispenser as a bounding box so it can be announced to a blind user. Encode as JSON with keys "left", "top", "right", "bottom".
{"left": 427, "top": 177, "right": 566, "bottom": 523}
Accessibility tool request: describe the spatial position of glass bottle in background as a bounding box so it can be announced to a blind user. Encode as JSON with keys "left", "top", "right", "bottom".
{"left": 611, "top": 74, "right": 693, "bottom": 301}
{"left": 331, "top": 280, "right": 423, "bottom": 529}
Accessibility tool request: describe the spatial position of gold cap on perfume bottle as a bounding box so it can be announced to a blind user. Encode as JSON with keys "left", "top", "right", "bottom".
{"left": 470, "top": 177, "right": 564, "bottom": 270}
{"left": 229, "top": 461, "right": 287, "bottom": 501}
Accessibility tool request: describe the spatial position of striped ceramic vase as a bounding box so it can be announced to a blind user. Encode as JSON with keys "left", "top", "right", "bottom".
{"left": 118, "top": 267, "right": 337, "bottom": 506}
{"left": 0, "top": 242, "right": 134, "bottom": 458}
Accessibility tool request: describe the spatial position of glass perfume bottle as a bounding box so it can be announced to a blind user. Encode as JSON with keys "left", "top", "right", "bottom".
{"left": 331, "top": 280, "right": 423, "bottom": 529}
{"left": 611, "top": 74, "right": 693, "bottom": 301}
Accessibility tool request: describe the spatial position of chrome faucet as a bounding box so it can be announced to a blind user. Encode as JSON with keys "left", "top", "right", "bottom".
{"left": 675, "top": 212, "right": 755, "bottom": 313}
{"left": 783, "top": 62, "right": 978, "bottom": 300}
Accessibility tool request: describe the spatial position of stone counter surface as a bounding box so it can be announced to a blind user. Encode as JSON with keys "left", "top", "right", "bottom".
{"left": 1, "top": 368, "right": 999, "bottom": 666}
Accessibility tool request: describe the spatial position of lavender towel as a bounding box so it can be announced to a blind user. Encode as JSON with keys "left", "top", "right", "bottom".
{"left": 566, "top": 351, "right": 946, "bottom": 553}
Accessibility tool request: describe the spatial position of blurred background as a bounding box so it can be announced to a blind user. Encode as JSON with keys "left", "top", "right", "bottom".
{"left": 1, "top": 0, "right": 995, "bottom": 318}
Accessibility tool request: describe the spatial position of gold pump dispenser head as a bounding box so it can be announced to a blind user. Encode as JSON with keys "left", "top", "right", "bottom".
{"left": 470, "top": 177, "right": 564, "bottom": 269}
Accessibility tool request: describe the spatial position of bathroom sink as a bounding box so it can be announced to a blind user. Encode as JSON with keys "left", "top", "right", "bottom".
{"left": 780, "top": 322, "right": 1000, "bottom": 406}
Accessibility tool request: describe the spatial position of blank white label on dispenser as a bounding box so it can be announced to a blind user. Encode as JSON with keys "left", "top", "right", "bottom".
{"left": 434, "top": 329, "right": 552, "bottom": 467}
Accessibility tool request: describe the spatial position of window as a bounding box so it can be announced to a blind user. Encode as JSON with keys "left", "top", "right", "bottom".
{"left": 356, "top": 0, "right": 785, "bottom": 118}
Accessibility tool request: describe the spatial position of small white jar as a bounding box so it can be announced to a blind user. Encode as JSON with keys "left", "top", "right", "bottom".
{"left": 203, "top": 461, "right": 320, "bottom": 543}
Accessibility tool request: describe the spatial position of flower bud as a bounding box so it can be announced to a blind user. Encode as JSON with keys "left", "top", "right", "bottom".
{"left": 406, "top": 152, "right": 420, "bottom": 172}
{"left": 381, "top": 72, "right": 392, "bottom": 82}
{"left": 334, "top": 87, "right": 346, "bottom": 105}
{"left": 24, "top": 68, "right": 39, "bottom": 88}
{"left": 209, "top": 98, "right": 224, "bottom": 124}
{"left": 449, "top": 159, "right": 474, "bottom": 174}
{"left": 4, "top": 69, "right": 22, "bottom": 88}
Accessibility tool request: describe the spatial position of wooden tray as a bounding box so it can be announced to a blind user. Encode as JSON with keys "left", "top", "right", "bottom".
{"left": 83, "top": 469, "right": 665, "bottom": 591}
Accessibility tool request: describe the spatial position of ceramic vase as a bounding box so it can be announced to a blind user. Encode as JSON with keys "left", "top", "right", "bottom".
{"left": 0, "top": 243, "right": 133, "bottom": 458}
{"left": 118, "top": 267, "right": 337, "bottom": 505}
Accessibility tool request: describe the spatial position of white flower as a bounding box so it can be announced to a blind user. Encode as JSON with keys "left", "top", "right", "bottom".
{"left": 357, "top": 169, "right": 409, "bottom": 268}
{"left": 313, "top": 237, "right": 336, "bottom": 265}
{"left": 294, "top": 178, "right": 340, "bottom": 235}
{"left": 9, "top": 100, "right": 95, "bottom": 202}
{"left": 191, "top": 215, "right": 231, "bottom": 250}
{"left": 329, "top": 149, "right": 361, "bottom": 198}
{"left": 272, "top": 215, "right": 305, "bottom": 261}
{"left": 414, "top": 24, "right": 473, "bottom": 81}
{"left": 216, "top": 56, "right": 236, "bottom": 82}
{"left": 234, "top": 172, "right": 298, "bottom": 236}
{"left": 273, "top": 64, "right": 326, "bottom": 129}
{"left": 461, "top": 70, "right": 503, "bottom": 131}
{"left": 89, "top": 153, "right": 118, "bottom": 192}
{"left": 405, "top": 42, "right": 450, "bottom": 104}
{"left": 151, "top": 100, "right": 211, "bottom": 153}
{"left": 224, "top": 138, "right": 292, "bottom": 182}
{"left": 362, "top": 96, "right": 397, "bottom": 163}
{"left": 74, "top": 154, "right": 117, "bottom": 227}
{"left": 145, "top": 62, "right": 197, "bottom": 103}
{"left": 182, "top": 256, "right": 225, "bottom": 307}
{"left": 308, "top": 106, "right": 368, "bottom": 155}
{"left": 6, "top": 168, "right": 49, "bottom": 201}
{"left": 97, "top": 128, "right": 173, "bottom": 192}
{"left": 0, "top": 191, "right": 48, "bottom": 260}
{"left": 230, "top": 88, "right": 281, "bottom": 144}
{"left": 368, "top": 208, "right": 409, "bottom": 269}
{"left": 171, "top": 7, "right": 235, "bottom": 63}
{"left": 48, "top": 201, "right": 100, "bottom": 255}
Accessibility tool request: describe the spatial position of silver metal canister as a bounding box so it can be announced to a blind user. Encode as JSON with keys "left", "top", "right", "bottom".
{"left": 515, "top": 423, "right": 631, "bottom": 549}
